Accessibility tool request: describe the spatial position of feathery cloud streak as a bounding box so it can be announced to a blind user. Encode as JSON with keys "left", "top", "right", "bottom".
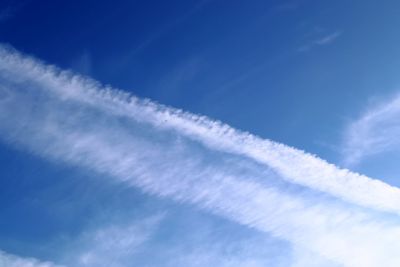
{"left": 64, "top": 214, "right": 164, "bottom": 267}
{"left": 298, "top": 31, "right": 342, "bottom": 52}
{"left": 0, "top": 46, "right": 400, "bottom": 267}
{"left": 342, "top": 94, "right": 400, "bottom": 166}
{"left": 314, "top": 31, "right": 342, "bottom": 45}
{"left": 0, "top": 214, "right": 162, "bottom": 267}
{"left": 0, "top": 46, "right": 398, "bottom": 215}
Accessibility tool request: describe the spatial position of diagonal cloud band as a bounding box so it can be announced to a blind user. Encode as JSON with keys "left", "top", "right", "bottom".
{"left": 1, "top": 45, "right": 399, "bottom": 215}
{"left": 0, "top": 46, "right": 400, "bottom": 267}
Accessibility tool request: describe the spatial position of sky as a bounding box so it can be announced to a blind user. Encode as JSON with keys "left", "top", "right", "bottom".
{"left": 1, "top": 1, "right": 400, "bottom": 267}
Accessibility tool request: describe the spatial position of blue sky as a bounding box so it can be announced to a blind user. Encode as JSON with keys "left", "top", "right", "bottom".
{"left": 1, "top": 1, "right": 400, "bottom": 267}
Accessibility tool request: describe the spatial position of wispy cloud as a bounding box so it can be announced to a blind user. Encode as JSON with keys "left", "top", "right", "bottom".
{"left": 67, "top": 214, "right": 164, "bottom": 267}
{"left": 314, "top": 31, "right": 342, "bottom": 45}
{"left": 158, "top": 236, "right": 286, "bottom": 267}
{"left": 342, "top": 94, "right": 400, "bottom": 166}
{"left": 299, "top": 30, "right": 342, "bottom": 52}
{"left": 0, "top": 250, "right": 64, "bottom": 267}
{"left": 0, "top": 46, "right": 400, "bottom": 267}
{"left": 0, "top": 214, "right": 163, "bottom": 267}
{"left": 290, "top": 246, "right": 341, "bottom": 267}
{"left": 2, "top": 45, "right": 396, "bottom": 215}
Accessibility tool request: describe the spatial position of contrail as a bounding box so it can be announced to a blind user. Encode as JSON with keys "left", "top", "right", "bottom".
{"left": 0, "top": 46, "right": 400, "bottom": 267}
{"left": 1, "top": 45, "right": 399, "bottom": 215}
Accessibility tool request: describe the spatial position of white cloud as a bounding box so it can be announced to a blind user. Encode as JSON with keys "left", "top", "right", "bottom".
{"left": 342, "top": 94, "right": 400, "bottom": 166}
{"left": 289, "top": 246, "right": 341, "bottom": 267}
{"left": 0, "top": 250, "right": 64, "bottom": 267}
{"left": 0, "top": 46, "right": 400, "bottom": 267}
{"left": 1, "top": 44, "right": 397, "bottom": 215}
{"left": 299, "top": 31, "right": 342, "bottom": 52}
{"left": 69, "top": 214, "right": 164, "bottom": 267}
{"left": 314, "top": 31, "right": 342, "bottom": 45}
{"left": 0, "top": 214, "right": 163, "bottom": 267}
{"left": 161, "top": 243, "right": 281, "bottom": 267}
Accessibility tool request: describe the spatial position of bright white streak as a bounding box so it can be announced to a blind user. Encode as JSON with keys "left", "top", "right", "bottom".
{"left": 0, "top": 45, "right": 399, "bottom": 215}
{"left": 0, "top": 47, "right": 400, "bottom": 267}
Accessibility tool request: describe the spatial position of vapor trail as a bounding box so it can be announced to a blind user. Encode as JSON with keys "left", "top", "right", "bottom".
{"left": 1, "top": 46, "right": 398, "bottom": 215}
{"left": 0, "top": 46, "right": 399, "bottom": 267}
